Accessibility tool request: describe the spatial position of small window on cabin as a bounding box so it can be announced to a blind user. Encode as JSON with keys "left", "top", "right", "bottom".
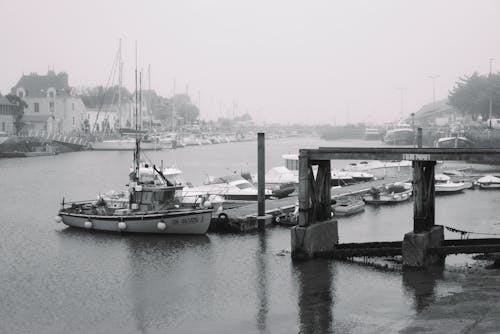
{"left": 138, "top": 191, "right": 154, "bottom": 204}
{"left": 236, "top": 183, "right": 252, "bottom": 190}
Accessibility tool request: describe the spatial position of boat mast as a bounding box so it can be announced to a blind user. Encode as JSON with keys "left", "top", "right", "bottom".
{"left": 134, "top": 41, "right": 140, "bottom": 180}
{"left": 148, "top": 64, "right": 152, "bottom": 130}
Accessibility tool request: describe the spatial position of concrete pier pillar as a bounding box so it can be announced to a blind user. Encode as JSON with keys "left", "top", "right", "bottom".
{"left": 402, "top": 225, "right": 444, "bottom": 268}
{"left": 291, "top": 219, "right": 338, "bottom": 259}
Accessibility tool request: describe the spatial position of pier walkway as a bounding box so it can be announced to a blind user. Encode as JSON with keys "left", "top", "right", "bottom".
{"left": 213, "top": 173, "right": 412, "bottom": 232}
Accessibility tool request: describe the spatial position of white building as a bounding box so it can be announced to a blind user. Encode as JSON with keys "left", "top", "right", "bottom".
{"left": 86, "top": 105, "right": 120, "bottom": 132}
{"left": 11, "top": 71, "right": 87, "bottom": 135}
{"left": 0, "top": 95, "right": 16, "bottom": 134}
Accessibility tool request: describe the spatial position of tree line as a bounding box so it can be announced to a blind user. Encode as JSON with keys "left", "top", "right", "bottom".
{"left": 448, "top": 72, "right": 500, "bottom": 121}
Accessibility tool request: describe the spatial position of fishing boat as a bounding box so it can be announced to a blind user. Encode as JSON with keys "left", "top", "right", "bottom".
{"left": 363, "top": 182, "right": 412, "bottom": 204}
{"left": 382, "top": 123, "right": 415, "bottom": 145}
{"left": 333, "top": 195, "right": 365, "bottom": 216}
{"left": 477, "top": 175, "right": 500, "bottom": 189}
{"left": 56, "top": 56, "right": 212, "bottom": 234}
{"left": 434, "top": 174, "right": 468, "bottom": 194}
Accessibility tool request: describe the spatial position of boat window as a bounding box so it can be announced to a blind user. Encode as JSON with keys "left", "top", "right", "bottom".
{"left": 137, "top": 191, "right": 154, "bottom": 204}
{"left": 235, "top": 183, "right": 252, "bottom": 189}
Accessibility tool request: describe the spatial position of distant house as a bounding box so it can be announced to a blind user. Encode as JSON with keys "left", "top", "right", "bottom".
{"left": 0, "top": 95, "right": 16, "bottom": 134}
{"left": 11, "top": 70, "right": 87, "bottom": 135}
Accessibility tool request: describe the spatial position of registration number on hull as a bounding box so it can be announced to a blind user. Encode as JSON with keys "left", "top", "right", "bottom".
{"left": 171, "top": 216, "right": 202, "bottom": 225}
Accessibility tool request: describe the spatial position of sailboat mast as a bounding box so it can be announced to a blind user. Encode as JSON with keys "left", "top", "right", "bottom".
{"left": 118, "top": 38, "right": 122, "bottom": 129}
{"left": 139, "top": 70, "right": 143, "bottom": 132}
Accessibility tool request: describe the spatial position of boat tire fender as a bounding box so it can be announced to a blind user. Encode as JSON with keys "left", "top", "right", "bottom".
{"left": 218, "top": 213, "right": 229, "bottom": 223}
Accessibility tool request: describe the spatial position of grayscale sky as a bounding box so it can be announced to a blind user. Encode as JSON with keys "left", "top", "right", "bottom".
{"left": 1, "top": 0, "right": 499, "bottom": 124}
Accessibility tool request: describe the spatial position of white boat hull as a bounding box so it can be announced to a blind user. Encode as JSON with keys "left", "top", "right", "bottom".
{"left": 363, "top": 191, "right": 412, "bottom": 204}
{"left": 435, "top": 183, "right": 467, "bottom": 193}
{"left": 479, "top": 183, "right": 500, "bottom": 189}
{"left": 59, "top": 210, "right": 212, "bottom": 234}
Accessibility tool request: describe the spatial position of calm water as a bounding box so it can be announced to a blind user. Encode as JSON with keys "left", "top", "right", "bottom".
{"left": 2, "top": 137, "right": 500, "bottom": 333}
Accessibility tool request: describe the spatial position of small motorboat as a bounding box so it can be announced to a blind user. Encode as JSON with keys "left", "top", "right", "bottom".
{"left": 477, "top": 175, "right": 500, "bottom": 189}
{"left": 333, "top": 196, "right": 365, "bottom": 216}
{"left": 434, "top": 174, "right": 468, "bottom": 194}
{"left": 363, "top": 182, "right": 412, "bottom": 204}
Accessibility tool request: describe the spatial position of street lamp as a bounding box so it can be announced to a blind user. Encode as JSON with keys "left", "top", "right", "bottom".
{"left": 428, "top": 75, "right": 439, "bottom": 112}
{"left": 396, "top": 87, "right": 406, "bottom": 121}
{"left": 411, "top": 112, "right": 416, "bottom": 147}
{"left": 489, "top": 58, "right": 494, "bottom": 129}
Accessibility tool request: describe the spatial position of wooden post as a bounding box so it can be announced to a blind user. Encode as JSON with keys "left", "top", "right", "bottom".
{"left": 315, "top": 160, "right": 331, "bottom": 221}
{"left": 298, "top": 151, "right": 310, "bottom": 227}
{"left": 413, "top": 160, "right": 436, "bottom": 233}
{"left": 417, "top": 128, "right": 423, "bottom": 148}
{"left": 257, "top": 133, "right": 265, "bottom": 231}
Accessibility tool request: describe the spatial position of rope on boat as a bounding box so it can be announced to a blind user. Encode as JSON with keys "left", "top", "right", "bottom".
{"left": 444, "top": 225, "right": 500, "bottom": 239}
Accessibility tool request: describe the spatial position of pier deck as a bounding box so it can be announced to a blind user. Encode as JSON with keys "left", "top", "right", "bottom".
{"left": 210, "top": 173, "right": 412, "bottom": 232}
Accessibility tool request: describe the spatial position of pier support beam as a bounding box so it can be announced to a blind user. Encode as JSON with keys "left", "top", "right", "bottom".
{"left": 291, "top": 219, "right": 338, "bottom": 259}
{"left": 292, "top": 152, "right": 337, "bottom": 259}
{"left": 257, "top": 132, "right": 266, "bottom": 231}
{"left": 402, "top": 159, "right": 443, "bottom": 268}
{"left": 403, "top": 225, "right": 444, "bottom": 268}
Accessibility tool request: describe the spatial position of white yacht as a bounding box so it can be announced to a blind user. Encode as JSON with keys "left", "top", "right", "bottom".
{"left": 434, "top": 174, "right": 468, "bottom": 193}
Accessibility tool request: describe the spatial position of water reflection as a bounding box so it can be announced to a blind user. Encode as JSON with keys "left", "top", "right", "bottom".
{"left": 124, "top": 234, "right": 211, "bottom": 333}
{"left": 402, "top": 265, "right": 444, "bottom": 312}
{"left": 255, "top": 232, "right": 269, "bottom": 334}
{"left": 293, "top": 259, "right": 335, "bottom": 334}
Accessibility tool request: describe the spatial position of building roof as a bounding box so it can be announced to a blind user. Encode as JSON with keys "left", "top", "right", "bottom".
{"left": 11, "top": 71, "right": 71, "bottom": 98}
{"left": 0, "top": 95, "right": 16, "bottom": 106}
{"left": 413, "top": 99, "right": 458, "bottom": 121}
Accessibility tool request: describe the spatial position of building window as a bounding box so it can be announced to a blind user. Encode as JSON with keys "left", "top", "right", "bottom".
{"left": 72, "top": 116, "right": 75, "bottom": 126}
{"left": 72, "top": 103, "right": 75, "bottom": 111}
{"left": 49, "top": 91, "right": 54, "bottom": 98}
{"left": 49, "top": 102, "right": 54, "bottom": 112}
{"left": 2, "top": 122, "right": 5, "bottom": 131}
{"left": 34, "top": 102, "right": 39, "bottom": 113}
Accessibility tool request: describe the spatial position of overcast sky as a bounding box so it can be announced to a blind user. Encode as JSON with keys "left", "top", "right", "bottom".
{"left": 1, "top": 0, "right": 499, "bottom": 125}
